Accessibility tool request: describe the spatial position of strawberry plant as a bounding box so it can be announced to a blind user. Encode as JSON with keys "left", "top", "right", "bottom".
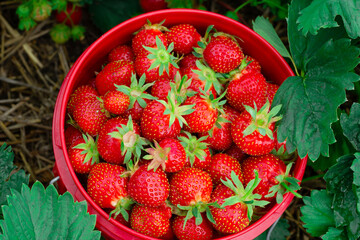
{"left": 252, "top": 0, "right": 360, "bottom": 238}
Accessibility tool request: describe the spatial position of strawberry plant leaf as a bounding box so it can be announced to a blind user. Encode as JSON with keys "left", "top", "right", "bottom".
{"left": 300, "top": 189, "right": 336, "bottom": 237}
{"left": 253, "top": 218, "right": 290, "bottom": 240}
{"left": 297, "top": 0, "right": 360, "bottom": 39}
{"left": 322, "top": 227, "right": 346, "bottom": 240}
{"left": 324, "top": 154, "right": 360, "bottom": 239}
{"left": 252, "top": 16, "right": 291, "bottom": 58}
{"left": 340, "top": 103, "right": 360, "bottom": 151}
{"left": 0, "top": 143, "right": 29, "bottom": 217}
{"left": 0, "top": 181, "right": 101, "bottom": 240}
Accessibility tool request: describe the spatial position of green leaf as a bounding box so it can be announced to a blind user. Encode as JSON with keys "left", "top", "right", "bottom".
{"left": 253, "top": 218, "right": 290, "bottom": 240}
{"left": 340, "top": 103, "right": 360, "bottom": 151}
{"left": 0, "top": 182, "right": 101, "bottom": 240}
{"left": 0, "top": 144, "right": 29, "bottom": 217}
{"left": 300, "top": 189, "right": 336, "bottom": 237}
{"left": 274, "top": 38, "right": 360, "bottom": 161}
{"left": 324, "top": 155, "right": 360, "bottom": 239}
{"left": 252, "top": 16, "right": 291, "bottom": 58}
{"left": 297, "top": 0, "right": 360, "bottom": 39}
{"left": 322, "top": 227, "right": 347, "bottom": 240}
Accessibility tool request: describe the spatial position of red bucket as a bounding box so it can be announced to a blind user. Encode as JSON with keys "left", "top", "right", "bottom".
{"left": 52, "top": 9, "right": 307, "bottom": 240}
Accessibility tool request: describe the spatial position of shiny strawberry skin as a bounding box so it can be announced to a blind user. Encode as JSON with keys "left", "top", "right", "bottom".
{"left": 169, "top": 167, "right": 213, "bottom": 206}
{"left": 67, "top": 85, "right": 98, "bottom": 116}
{"left": 68, "top": 138, "right": 95, "bottom": 174}
{"left": 203, "top": 35, "right": 244, "bottom": 73}
{"left": 128, "top": 164, "right": 170, "bottom": 207}
{"left": 226, "top": 71, "right": 267, "bottom": 112}
{"left": 241, "top": 154, "right": 286, "bottom": 201}
{"left": 224, "top": 144, "right": 247, "bottom": 162}
{"left": 121, "top": 98, "right": 150, "bottom": 123}
{"left": 210, "top": 183, "right": 249, "bottom": 234}
{"left": 231, "top": 111, "right": 275, "bottom": 156}
{"left": 165, "top": 24, "right": 201, "bottom": 55}
{"left": 150, "top": 78, "right": 172, "bottom": 100}
{"left": 182, "top": 95, "right": 217, "bottom": 133}
{"left": 87, "top": 163, "right": 128, "bottom": 209}
{"left": 159, "top": 138, "right": 187, "bottom": 173}
{"left": 103, "top": 90, "right": 130, "bottom": 115}
{"left": 64, "top": 125, "right": 83, "bottom": 150}
{"left": 266, "top": 82, "right": 279, "bottom": 105}
{"left": 206, "top": 153, "right": 243, "bottom": 186}
{"left": 140, "top": 100, "right": 181, "bottom": 141}
{"left": 95, "top": 60, "right": 134, "bottom": 95}
{"left": 130, "top": 204, "right": 171, "bottom": 238}
{"left": 132, "top": 28, "right": 168, "bottom": 56}
{"left": 107, "top": 45, "right": 134, "bottom": 63}
{"left": 172, "top": 213, "right": 213, "bottom": 240}
{"left": 97, "top": 117, "right": 140, "bottom": 165}
{"left": 179, "top": 54, "right": 199, "bottom": 69}
{"left": 72, "top": 95, "right": 108, "bottom": 136}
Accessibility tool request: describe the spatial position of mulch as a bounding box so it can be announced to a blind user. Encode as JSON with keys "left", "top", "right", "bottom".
{"left": 0, "top": 1, "right": 321, "bottom": 239}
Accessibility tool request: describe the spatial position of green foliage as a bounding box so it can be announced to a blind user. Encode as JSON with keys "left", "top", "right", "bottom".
{"left": 0, "top": 144, "right": 29, "bottom": 218}
{"left": 88, "top": 0, "right": 142, "bottom": 33}
{"left": 340, "top": 103, "right": 360, "bottom": 152}
{"left": 165, "top": 0, "right": 206, "bottom": 9}
{"left": 254, "top": 218, "right": 290, "bottom": 240}
{"left": 0, "top": 182, "right": 101, "bottom": 240}
{"left": 297, "top": 0, "right": 360, "bottom": 39}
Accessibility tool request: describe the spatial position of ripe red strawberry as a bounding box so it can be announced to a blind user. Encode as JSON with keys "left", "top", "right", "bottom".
{"left": 231, "top": 102, "right": 281, "bottom": 156}
{"left": 165, "top": 24, "right": 201, "bottom": 55}
{"left": 67, "top": 85, "right": 98, "bottom": 116}
{"left": 150, "top": 77, "right": 172, "bottom": 100}
{"left": 55, "top": 3, "right": 82, "bottom": 26}
{"left": 140, "top": 0, "right": 168, "bottom": 12}
{"left": 225, "top": 144, "right": 247, "bottom": 162}
{"left": 134, "top": 37, "right": 179, "bottom": 83}
{"left": 266, "top": 82, "right": 279, "bottom": 105}
{"left": 144, "top": 138, "right": 187, "bottom": 173}
{"left": 130, "top": 204, "right": 171, "bottom": 238}
{"left": 72, "top": 95, "right": 108, "bottom": 136}
{"left": 178, "top": 131, "right": 212, "bottom": 170}
{"left": 108, "top": 45, "right": 134, "bottom": 63}
{"left": 226, "top": 71, "right": 268, "bottom": 112}
{"left": 203, "top": 34, "right": 244, "bottom": 73}
{"left": 64, "top": 124, "right": 83, "bottom": 149}
{"left": 132, "top": 21, "right": 168, "bottom": 56}
{"left": 95, "top": 60, "right": 134, "bottom": 95}
{"left": 209, "top": 171, "right": 268, "bottom": 234}
{"left": 87, "top": 163, "right": 134, "bottom": 220}
{"left": 68, "top": 134, "right": 99, "bottom": 174}
{"left": 242, "top": 154, "right": 301, "bottom": 203}
{"left": 242, "top": 55, "right": 261, "bottom": 74}
{"left": 97, "top": 117, "right": 144, "bottom": 165}
{"left": 172, "top": 213, "right": 213, "bottom": 240}
{"left": 103, "top": 90, "right": 130, "bottom": 115}
{"left": 179, "top": 54, "right": 199, "bottom": 69}
{"left": 128, "top": 164, "right": 170, "bottom": 207}
{"left": 206, "top": 153, "right": 243, "bottom": 186}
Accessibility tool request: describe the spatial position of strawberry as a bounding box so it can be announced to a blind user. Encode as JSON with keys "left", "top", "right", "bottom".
{"left": 64, "top": 124, "right": 83, "bottom": 149}
{"left": 165, "top": 24, "right": 201, "bottom": 55}
{"left": 209, "top": 171, "right": 268, "bottom": 234}
{"left": 128, "top": 164, "right": 170, "bottom": 207}
{"left": 140, "top": 90, "right": 194, "bottom": 141}
{"left": 31, "top": 1, "right": 52, "bottom": 21}
{"left": 130, "top": 204, "right": 171, "bottom": 238}
{"left": 67, "top": 85, "right": 98, "bottom": 116}
{"left": 97, "top": 117, "right": 146, "bottom": 165}
{"left": 182, "top": 90, "right": 226, "bottom": 133}
{"left": 95, "top": 60, "right": 134, "bottom": 95}
{"left": 241, "top": 55, "right": 261, "bottom": 74}
{"left": 231, "top": 102, "right": 281, "bottom": 156}
{"left": 68, "top": 134, "right": 99, "bottom": 174}
{"left": 103, "top": 90, "right": 130, "bottom": 115}
{"left": 206, "top": 153, "right": 243, "bottom": 186}
{"left": 226, "top": 71, "right": 268, "bottom": 112}
{"left": 108, "top": 45, "right": 134, "bottom": 63}
{"left": 266, "top": 82, "right": 279, "bottom": 105}
{"left": 140, "top": 0, "right": 168, "bottom": 12}
{"left": 72, "top": 95, "right": 108, "bottom": 136}
{"left": 144, "top": 138, "right": 187, "bottom": 173}
{"left": 179, "top": 54, "right": 199, "bottom": 69}
{"left": 134, "top": 36, "right": 179, "bottom": 83}
{"left": 55, "top": 3, "right": 82, "bottom": 26}
{"left": 132, "top": 20, "right": 168, "bottom": 56}
{"left": 224, "top": 144, "right": 247, "bottom": 162}
{"left": 172, "top": 213, "right": 213, "bottom": 240}
{"left": 241, "top": 154, "right": 301, "bottom": 203}
{"left": 87, "top": 163, "right": 134, "bottom": 221}
{"left": 116, "top": 74, "right": 157, "bottom": 122}
{"left": 150, "top": 77, "right": 172, "bottom": 100}
{"left": 178, "top": 131, "right": 212, "bottom": 170}
{"left": 203, "top": 34, "right": 244, "bottom": 73}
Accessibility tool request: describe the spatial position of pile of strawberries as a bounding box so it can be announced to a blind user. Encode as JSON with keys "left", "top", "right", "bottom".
{"left": 64, "top": 20, "right": 301, "bottom": 240}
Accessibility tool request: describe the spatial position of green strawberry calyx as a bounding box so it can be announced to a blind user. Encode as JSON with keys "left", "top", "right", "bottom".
{"left": 108, "top": 116, "right": 149, "bottom": 166}
{"left": 170, "top": 72, "right": 196, "bottom": 104}
{"left": 265, "top": 162, "right": 302, "bottom": 204}
{"left": 192, "top": 60, "right": 224, "bottom": 95}
{"left": 221, "top": 170, "right": 269, "bottom": 220}
{"left": 178, "top": 131, "right": 209, "bottom": 167}
{"left": 109, "top": 196, "right": 135, "bottom": 222}
{"left": 193, "top": 25, "right": 215, "bottom": 57}
{"left": 143, "top": 36, "right": 179, "bottom": 77}
{"left": 116, "top": 73, "right": 158, "bottom": 109}
{"left": 143, "top": 141, "right": 171, "bottom": 172}
{"left": 72, "top": 133, "right": 99, "bottom": 165}
{"left": 242, "top": 101, "right": 282, "bottom": 139}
